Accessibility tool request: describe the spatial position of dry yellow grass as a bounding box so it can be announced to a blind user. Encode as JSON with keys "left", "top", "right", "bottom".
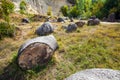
{"left": 0, "top": 19, "right": 120, "bottom": 80}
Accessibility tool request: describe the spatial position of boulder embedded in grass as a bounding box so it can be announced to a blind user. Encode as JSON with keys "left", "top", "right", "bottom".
{"left": 57, "top": 17, "right": 65, "bottom": 23}
{"left": 87, "top": 18, "right": 100, "bottom": 26}
{"left": 75, "top": 21, "right": 85, "bottom": 27}
{"left": 22, "top": 18, "right": 30, "bottom": 23}
{"left": 18, "top": 35, "right": 58, "bottom": 70}
{"left": 36, "top": 22, "right": 54, "bottom": 36}
{"left": 65, "top": 68, "right": 120, "bottom": 80}
{"left": 66, "top": 23, "right": 77, "bottom": 32}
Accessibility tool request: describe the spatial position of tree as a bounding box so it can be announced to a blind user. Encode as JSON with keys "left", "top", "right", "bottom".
{"left": 61, "top": 5, "right": 69, "bottom": 16}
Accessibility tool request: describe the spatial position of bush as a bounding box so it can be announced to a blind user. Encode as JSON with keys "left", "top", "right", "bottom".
{"left": 0, "top": 22, "right": 16, "bottom": 39}
{"left": 0, "top": 0, "right": 14, "bottom": 23}
{"left": 20, "top": 0, "right": 27, "bottom": 14}
{"left": 47, "top": 6, "right": 52, "bottom": 16}
{"left": 61, "top": 5, "right": 69, "bottom": 16}
{"left": 68, "top": 6, "right": 80, "bottom": 18}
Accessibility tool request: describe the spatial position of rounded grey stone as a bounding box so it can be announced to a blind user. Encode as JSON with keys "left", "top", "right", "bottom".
{"left": 36, "top": 22, "right": 54, "bottom": 36}
{"left": 65, "top": 68, "right": 120, "bottom": 80}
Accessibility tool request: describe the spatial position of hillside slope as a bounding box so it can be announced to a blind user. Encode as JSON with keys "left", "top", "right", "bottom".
{"left": 12, "top": 0, "right": 71, "bottom": 15}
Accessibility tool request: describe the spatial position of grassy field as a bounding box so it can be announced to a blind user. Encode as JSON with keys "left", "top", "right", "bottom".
{"left": 0, "top": 19, "right": 120, "bottom": 80}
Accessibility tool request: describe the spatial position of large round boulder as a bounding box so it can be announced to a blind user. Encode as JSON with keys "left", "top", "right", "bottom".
{"left": 65, "top": 68, "right": 120, "bottom": 80}
{"left": 36, "top": 22, "right": 54, "bottom": 36}
{"left": 17, "top": 35, "right": 58, "bottom": 70}
{"left": 87, "top": 18, "right": 100, "bottom": 26}
{"left": 66, "top": 23, "right": 77, "bottom": 32}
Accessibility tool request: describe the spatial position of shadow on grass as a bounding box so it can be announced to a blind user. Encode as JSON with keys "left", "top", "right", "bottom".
{"left": 0, "top": 54, "right": 55, "bottom": 80}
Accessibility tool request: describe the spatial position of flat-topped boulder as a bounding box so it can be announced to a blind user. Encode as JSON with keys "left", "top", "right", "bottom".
{"left": 17, "top": 35, "right": 58, "bottom": 70}
{"left": 65, "top": 68, "right": 120, "bottom": 80}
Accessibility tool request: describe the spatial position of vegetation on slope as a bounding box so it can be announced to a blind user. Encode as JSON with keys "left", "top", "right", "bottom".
{"left": 61, "top": 0, "right": 120, "bottom": 19}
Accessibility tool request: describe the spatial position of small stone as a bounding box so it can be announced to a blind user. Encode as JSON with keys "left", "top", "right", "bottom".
{"left": 75, "top": 21, "right": 85, "bottom": 27}
{"left": 22, "top": 18, "right": 30, "bottom": 23}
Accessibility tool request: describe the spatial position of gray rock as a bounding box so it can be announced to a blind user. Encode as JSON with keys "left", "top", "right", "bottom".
{"left": 57, "top": 18, "right": 65, "bottom": 23}
{"left": 18, "top": 35, "right": 58, "bottom": 70}
{"left": 87, "top": 18, "right": 100, "bottom": 26}
{"left": 65, "top": 68, "right": 120, "bottom": 80}
{"left": 69, "top": 18, "right": 74, "bottom": 22}
{"left": 22, "top": 18, "right": 30, "bottom": 23}
{"left": 66, "top": 23, "right": 77, "bottom": 32}
{"left": 75, "top": 21, "right": 85, "bottom": 27}
{"left": 36, "top": 22, "right": 54, "bottom": 36}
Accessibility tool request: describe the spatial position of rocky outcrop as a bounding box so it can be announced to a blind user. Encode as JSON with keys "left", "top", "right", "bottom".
{"left": 12, "top": 0, "right": 70, "bottom": 15}
{"left": 65, "top": 68, "right": 120, "bottom": 80}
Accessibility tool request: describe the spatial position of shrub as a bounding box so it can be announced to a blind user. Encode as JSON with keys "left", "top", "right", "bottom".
{"left": 68, "top": 6, "right": 80, "bottom": 18}
{"left": 19, "top": 0, "right": 27, "bottom": 14}
{"left": 47, "top": 6, "right": 52, "bottom": 16}
{"left": 61, "top": 5, "right": 69, "bottom": 16}
{"left": 0, "top": 22, "right": 16, "bottom": 39}
{"left": 0, "top": 0, "right": 14, "bottom": 23}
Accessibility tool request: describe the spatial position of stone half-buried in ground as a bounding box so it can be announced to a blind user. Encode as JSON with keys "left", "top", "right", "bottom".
{"left": 36, "top": 22, "right": 54, "bottom": 36}
{"left": 65, "top": 68, "right": 120, "bottom": 80}
{"left": 17, "top": 35, "right": 58, "bottom": 70}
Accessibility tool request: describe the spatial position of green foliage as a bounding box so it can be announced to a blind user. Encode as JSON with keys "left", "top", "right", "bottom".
{"left": 47, "top": 6, "right": 52, "bottom": 16}
{"left": 0, "top": 22, "right": 16, "bottom": 39}
{"left": 68, "top": 6, "right": 80, "bottom": 18}
{"left": 61, "top": 5, "right": 69, "bottom": 16}
{"left": 61, "top": 0, "right": 120, "bottom": 19}
{"left": 20, "top": 0, "right": 27, "bottom": 14}
{"left": 0, "top": 0, "right": 14, "bottom": 23}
